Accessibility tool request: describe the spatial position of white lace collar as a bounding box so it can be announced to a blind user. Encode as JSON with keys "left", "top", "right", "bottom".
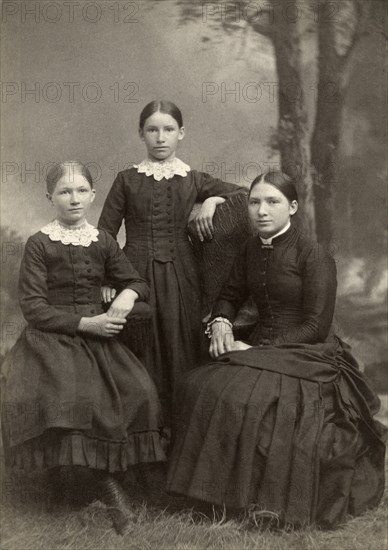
{"left": 133, "top": 158, "right": 191, "bottom": 181}
{"left": 41, "top": 219, "right": 99, "bottom": 247}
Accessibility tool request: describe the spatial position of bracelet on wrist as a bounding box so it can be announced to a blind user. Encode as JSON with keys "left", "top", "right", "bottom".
{"left": 204, "top": 316, "right": 233, "bottom": 338}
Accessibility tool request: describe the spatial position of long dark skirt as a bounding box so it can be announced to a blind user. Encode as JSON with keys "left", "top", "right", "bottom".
{"left": 2, "top": 327, "right": 166, "bottom": 472}
{"left": 167, "top": 338, "right": 387, "bottom": 528}
{"left": 149, "top": 260, "right": 205, "bottom": 417}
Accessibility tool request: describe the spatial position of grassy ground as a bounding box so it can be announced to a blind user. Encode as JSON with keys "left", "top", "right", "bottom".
{"left": 1, "top": 502, "right": 387, "bottom": 550}
{"left": 1, "top": 485, "right": 387, "bottom": 550}
{"left": 1, "top": 414, "right": 387, "bottom": 550}
{"left": 1, "top": 476, "right": 387, "bottom": 550}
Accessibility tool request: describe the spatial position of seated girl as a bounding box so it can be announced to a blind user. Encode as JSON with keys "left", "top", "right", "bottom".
{"left": 167, "top": 171, "right": 387, "bottom": 528}
{"left": 1, "top": 161, "right": 166, "bottom": 535}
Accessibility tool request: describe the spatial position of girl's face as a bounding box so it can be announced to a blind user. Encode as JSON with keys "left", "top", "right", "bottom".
{"left": 139, "top": 111, "right": 185, "bottom": 162}
{"left": 47, "top": 173, "right": 95, "bottom": 226}
{"left": 248, "top": 182, "right": 298, "bottom": 238}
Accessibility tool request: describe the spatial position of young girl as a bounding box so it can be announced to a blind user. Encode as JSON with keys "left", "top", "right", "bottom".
{"left": 1, "top": 161, "right": 166, "bottom": 535}
{"left": 98, "top": 100, "right": 245, "bottom": 418}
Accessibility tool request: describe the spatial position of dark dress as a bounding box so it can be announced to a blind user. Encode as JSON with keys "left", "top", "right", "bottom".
{"left": 1, "top": 226, "right": 166, "bottom": 472}
{"left": 98, "top": 167, "right": 244, "bottom": 411}
{"left": 167, "top": 225, "right": 387, "bottom": 528}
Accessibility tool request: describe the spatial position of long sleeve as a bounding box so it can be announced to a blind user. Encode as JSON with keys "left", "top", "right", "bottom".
{"left": 103, "top": 232, "right": 149, "bottom": 301}
{"left": 273, "top": 244, "right": 337, "bottom": 345}
{"left": 211, "top": 242, "right": 250, "bottom": 322}
{"left": 98, "top": 172, "right": 127, "bottom": 238}
{"left": 19, "top": 237, "right": 82, "bottom": 335}
{"left": 194, "top": 171, "right": 247, "bottom": 202}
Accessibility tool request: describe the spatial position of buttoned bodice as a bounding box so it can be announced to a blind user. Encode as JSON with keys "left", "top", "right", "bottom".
{"left": 18, "top": 229, "right": 149, "bottom": 336}
{"left": 213, "top": 226, "right": 337, "bottom": 345}
{"left": 98, "top": 168, "right": 244, "bottom": 274}
{"left": 142, "top": 175, "right": 188, "bottom": 262}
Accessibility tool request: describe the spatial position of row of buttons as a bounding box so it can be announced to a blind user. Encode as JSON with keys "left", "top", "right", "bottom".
{"left": 153, "top": 184, "right": 172, "bottom": 191}
{"left": 259, "top": 249, "right": 275, "bottom": 324}
{"left": 152, "top": 184, "right": 175, "bottom": 259}
{"left": 153, "top": 184, "right": 173, "bottom": 208}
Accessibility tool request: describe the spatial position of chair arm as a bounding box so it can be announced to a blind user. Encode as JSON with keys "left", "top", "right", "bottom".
{"left": 119, "top": 302, "right": 153, "bottom": 361}
{"left": 188, "top": 192, "right": 251, "bottom": 315}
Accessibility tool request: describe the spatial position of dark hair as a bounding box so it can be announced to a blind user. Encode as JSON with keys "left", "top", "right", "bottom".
{"left": 46, "top": 161, "right": 93, "bottom": 194}
{"left": 139, "top": 100, "right": 183, "bottom": 130}
{"left": 249, "top": 171, "right": 298, "bottom": 203}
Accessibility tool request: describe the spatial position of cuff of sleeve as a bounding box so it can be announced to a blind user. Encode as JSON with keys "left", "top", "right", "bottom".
{"left": 35, "top": 314, "right": 82, "bottom": 336}
{"left": 65, "top": 315, "right": 83, "bottom": 336}
{"left": 211, "top": 300, "right": 236, "bottom": 322}
{"left": 124, "top": 282, "right": 149, "bottom": 303}
{"left": 205, "top": 316, "right": 233, "bottom": 338}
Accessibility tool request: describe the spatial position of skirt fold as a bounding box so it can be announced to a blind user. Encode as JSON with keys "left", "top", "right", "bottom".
{"left": 167, "top": 341, "right": 386, "bottom": 527}
{"left": 6, "top": 429, "right": 166, "bottom": 473}
{"left": 283, "top": 380, "right": 324, "bottom": 524}
{"left": 256, "top": 375, "right": 300, "bottom": 518}
{"left": 2, "top": 326, "right": 166, "bottom": 472}
{"left": 227, "top": 369, "right": 278, "bottom": 507}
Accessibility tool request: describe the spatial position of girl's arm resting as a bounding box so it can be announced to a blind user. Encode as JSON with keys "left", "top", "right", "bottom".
{"left": 78, "top": 313, "right": 127, "bottom": 338}
{"left": 98, "top": 172, "right": 127, "bottom": 238}
{"left": 107, "top": 288, "right": 139, "bottom": 318}
{"left": 273, "top": 244, "right": 337, "bottom": 345}
{"left": 195, "top": 197, "right": 226, "bottom": 241}
{"left": 196, "top": 172, "right": 247, "bottom": 202}
{"left": 195, "top": 173, "right": 247, "bottom": 241}
{"left": 211, "top": 300, "right": 238, "bottom": 323}
{"left": 103, "top": 232, "right": 149, "bottom": 303}
{"left": 207, "top": 243, "right": 250, "bottom": 358}
{"left": 19, "top": 237, "right": 82, "bottom": 335}
{"left": 209, "top": 319, "right": 235, "bottom": 358}
{"left": 210, "top": 242, "right": 250, "bottom": 323}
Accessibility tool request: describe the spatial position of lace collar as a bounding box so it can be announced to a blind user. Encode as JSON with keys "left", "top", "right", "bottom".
{"left": 133, "top": 158, "right": 191, "bottom": 181}
{"left": 41, "top": 219, "right": 99, "bottom": 247}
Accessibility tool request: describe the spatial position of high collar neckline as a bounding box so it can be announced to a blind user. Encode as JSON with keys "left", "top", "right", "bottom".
{"left": 259, "top": 221, "right": 291, "bottom": 245}
{"left": 257, "top": 223, "right": 296, "bottom": 248}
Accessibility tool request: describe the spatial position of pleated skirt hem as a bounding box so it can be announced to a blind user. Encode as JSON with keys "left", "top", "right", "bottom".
{"left": 5, "top": 428, "right": 166, "bottom": 473}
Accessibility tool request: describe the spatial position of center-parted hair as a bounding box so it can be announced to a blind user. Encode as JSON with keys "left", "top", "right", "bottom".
{"left": 249, "top": 171, "right": 298, "bottom": 203}
{"left": 46, "top": 161, "right": 94, "bottom": 195}
{"left": 139, "top": 100, "right": 183, "bottom": 130}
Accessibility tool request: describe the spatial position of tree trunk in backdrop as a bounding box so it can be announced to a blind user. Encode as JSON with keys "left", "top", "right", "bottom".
{"left": 269, "top": 0, "right": 316, "bottom": 237}
{"left": 311, "top": 0, "right": 371, "bottom": 244}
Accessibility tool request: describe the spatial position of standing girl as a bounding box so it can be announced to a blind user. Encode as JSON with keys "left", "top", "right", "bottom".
{"left": 1, "top": 161, "right": 165, "bottom": 535}
{"left": 98, "top": 100, "right": 245, "bottom": 416}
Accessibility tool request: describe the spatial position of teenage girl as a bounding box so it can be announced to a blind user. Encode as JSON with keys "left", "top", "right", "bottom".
{"left": 98, "top": 100, "right": 245, "bottom": 417}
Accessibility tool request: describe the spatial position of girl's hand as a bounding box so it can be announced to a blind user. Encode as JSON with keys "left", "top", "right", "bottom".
{"left": 78, "top": 313, "right": 126, "bottom": 338}
{"left": 101, "top": 286, "right": 116, "bottom": 303}
{"left": 209, "top": 320, "right": 235, "bottom": 358}
{"left": 232, "top": 340, "right": 252, "bottom": 351}
{"left": 107, "top": 289, "right": 138, "bottom": 318}
{"left": 195, "top": 197, "right": 226, "bottom": 242}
